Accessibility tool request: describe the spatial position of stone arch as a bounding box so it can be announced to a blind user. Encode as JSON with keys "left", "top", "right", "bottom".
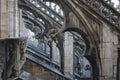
{"left": 63, "top": 27, "right": 99, "bottom": 80}
{"left": 42, "top": 1, "right": 101, "bottom": 79}
{"left": 75, "top": 10, "right": 101, "bottom": 80}
{"left": 64, "top": 27, "right": 90, "bottom": 55}
{"left": 62, "top": 9, "right": 102, "bottom": 80}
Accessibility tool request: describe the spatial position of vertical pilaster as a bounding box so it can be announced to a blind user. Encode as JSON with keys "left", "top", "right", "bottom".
{"left": 8, "top": 0, "right": 19, "bottom": 37}
{"left": 64, "top": 32, "right": 74, "bottom": 79}
{"left": 0, "top": 0, "right": 8, "bottom": 38}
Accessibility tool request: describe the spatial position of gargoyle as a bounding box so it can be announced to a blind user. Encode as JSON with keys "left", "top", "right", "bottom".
{"left": 47, "top": 27, "right": 65, "bottom": 44}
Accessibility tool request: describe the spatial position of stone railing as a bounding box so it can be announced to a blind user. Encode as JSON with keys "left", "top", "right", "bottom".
{"left": 78, "top": 0, "right": 120, "bottom": 30}
{"left": 28, "top": 0, "right": 64, "bottom": 25}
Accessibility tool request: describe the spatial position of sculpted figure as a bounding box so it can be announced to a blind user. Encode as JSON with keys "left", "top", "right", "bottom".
{"left": 47, "top": 28, "right": 64, "bottom": 44}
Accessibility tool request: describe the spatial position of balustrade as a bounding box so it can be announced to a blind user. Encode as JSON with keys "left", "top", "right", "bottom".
{"left": 28, "top": 0, "right": 64, "bottom": 25}
{"left": 79, "top": 0, "right": 120, "bottom": 30}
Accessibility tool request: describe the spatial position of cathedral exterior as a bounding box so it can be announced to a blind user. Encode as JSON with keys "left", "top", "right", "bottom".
{"left": 0, "top": 0, "right": 120, "bottom": 80}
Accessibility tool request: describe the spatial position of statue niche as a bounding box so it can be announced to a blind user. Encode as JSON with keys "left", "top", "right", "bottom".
{"left": 1, "top": 38, "right": 27, "bottom": 80}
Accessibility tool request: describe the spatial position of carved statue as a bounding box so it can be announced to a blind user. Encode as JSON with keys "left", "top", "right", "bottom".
{"left": 19, "top": 39, "right": 27, "bottom": 60}
{"left": 1, "top": 39, "right": 27, "bottom": 80}
{"left": 47, "top": 28, "right": 58, "bottom": 43}
{"left": 47, "top": 28, "right": 64, "bottom": 44}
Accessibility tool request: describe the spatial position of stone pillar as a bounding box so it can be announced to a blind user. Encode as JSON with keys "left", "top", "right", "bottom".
{"left": 0, "top": 0, "right": 19, "bottom": 38}
{"left": 0, "top": 0, "right": 8, "bottom": 38}
{"left": 8, "top": 0, "right": 19, "bottom": 37}
{"left": 100, "top": 24, "right": 118, "bottom": 80}
{"left": 64, "top": 32, "right": 74, "bottom": 79}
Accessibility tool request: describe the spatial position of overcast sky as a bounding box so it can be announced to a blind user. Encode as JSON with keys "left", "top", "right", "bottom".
{"left": 111, "top": 0, "right": 119, "bottom": 7}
